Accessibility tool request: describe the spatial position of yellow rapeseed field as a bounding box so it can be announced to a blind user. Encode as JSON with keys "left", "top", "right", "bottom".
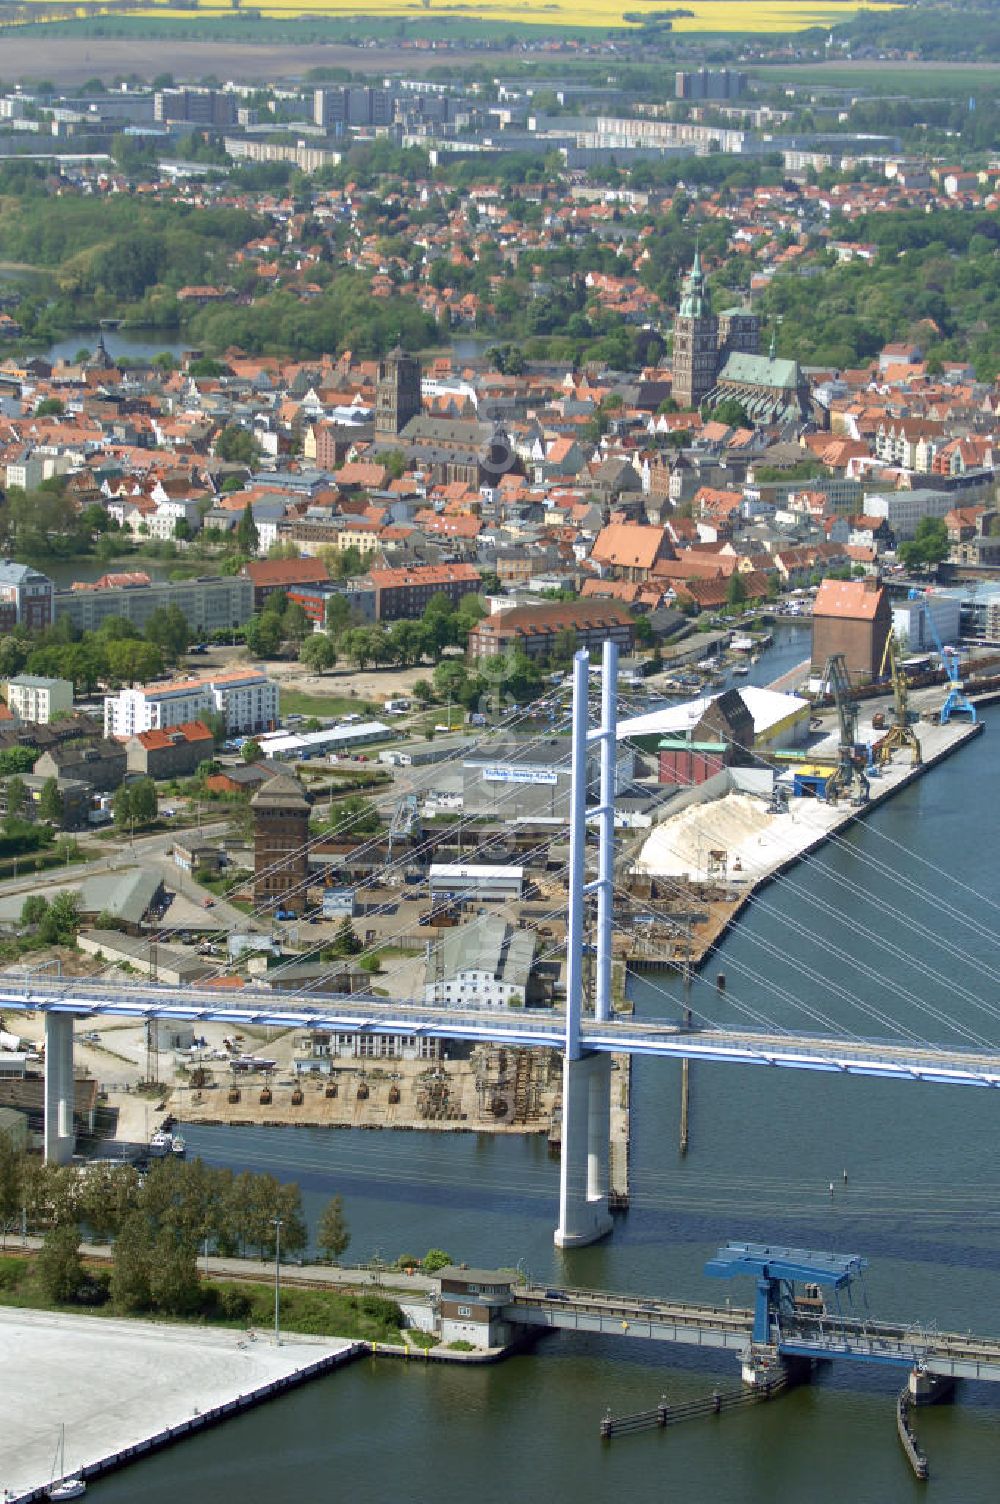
{"left": 22, "top": 0, "right": 898, "bottom": 31}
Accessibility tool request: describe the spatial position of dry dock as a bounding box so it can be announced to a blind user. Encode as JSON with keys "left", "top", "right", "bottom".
{"left": 0, "top": 1309, "right": 360, "bottom": 1502}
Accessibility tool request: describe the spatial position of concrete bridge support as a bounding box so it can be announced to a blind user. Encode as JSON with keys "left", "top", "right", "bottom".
{"left": 44, "top": 1012, "right": 75, "bottom": 1164}
{"left": 555, "top": 1051, "right": 613, "bottom": 1247}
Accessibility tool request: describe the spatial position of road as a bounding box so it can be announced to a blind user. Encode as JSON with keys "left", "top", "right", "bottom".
{"left": 9, "top": 1236, "right": 437, "bottom": 1294}
{"left": 0, "top": 822, "right": 230, "bottom": 900}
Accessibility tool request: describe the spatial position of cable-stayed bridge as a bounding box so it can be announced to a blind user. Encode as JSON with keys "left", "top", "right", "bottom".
{"left": 6, "top": 976, "right": 1000, "bottom": 1089}
{"left": 8, "top": 641, "right": 997, "bottom": 1253}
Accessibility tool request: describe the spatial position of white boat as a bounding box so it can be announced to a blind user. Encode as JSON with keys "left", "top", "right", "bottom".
{"left": 731, "top": 663, "right": 750, "bottom": 676}
{"left": 730, "top": 634, "right": 754, "bottom": 653}
{"left": 170, "top": 1134, "right": 186, "bottom": 1157}
{"left": 48, "top": 1424, "right": 85, "bottom": 1500}
{"left": 148, "top": 1130, "right": 172, "bottom": 1157}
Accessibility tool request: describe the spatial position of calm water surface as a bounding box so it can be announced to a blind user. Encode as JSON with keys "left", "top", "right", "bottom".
{"left": 93, "top": 690, "right": 1000, "bottom": 1502}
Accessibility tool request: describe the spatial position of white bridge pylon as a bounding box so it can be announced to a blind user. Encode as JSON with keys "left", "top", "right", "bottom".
{"left": 555, "top": 641, "right": 618, "bottom": 1248}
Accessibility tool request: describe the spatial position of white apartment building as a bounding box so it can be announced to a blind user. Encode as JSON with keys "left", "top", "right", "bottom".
{"left": 865, "top": 488, "right": 953, "bottom": 541}
{"left": 5, "top": 675, "right": 73, "bottom": 724}
{"left": 892, "top": 595, "right": 962, "bottom": 652}
{"left": 104, "top": 667, "right": 279, "bottom": 738}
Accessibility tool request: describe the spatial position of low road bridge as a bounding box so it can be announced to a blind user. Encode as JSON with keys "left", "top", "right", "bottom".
{"left": 508, "top": 1244, "right": 1000, "bottom": 1385}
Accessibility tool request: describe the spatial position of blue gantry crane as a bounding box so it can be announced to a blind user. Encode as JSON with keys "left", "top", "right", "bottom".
{"left": 705, "top": 1241, "right": 871, "bottom": 1345}
{"left": 907, "top": 588, "right": 977, "bottom": 725}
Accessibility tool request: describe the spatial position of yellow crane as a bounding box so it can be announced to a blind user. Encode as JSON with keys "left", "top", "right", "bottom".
{"left": 875, "top": 629, "right": 922, "bottom": 768}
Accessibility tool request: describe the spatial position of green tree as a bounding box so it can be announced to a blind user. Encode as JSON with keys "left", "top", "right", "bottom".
{"left": 283, "top": 601, "right": 310, "bottom": 644}
{"left": 113, "top": 784, "right": 133, "bottom": 833}
{"left": 316, "top": 1194, "right": 350, "bottom": 1263}
{"left": 421, "top": 1248, "right": 452, "bottom": 1273}
{"left": 145, "top": 604, "right": 191, "bottom": 663}
{"left": 38, "top": 777, "right": 64, "bottom": 825}
{"left": 36, "top": 1223, "right": 84, "bottom": 1304}
{"left": 243, "top": 613, "right": 283, "bottom": 658}
{"left": 299, "top": 633, "right": 338, "bottom": 673}
{"left": 236, "top": 500, "right": 260, "bottom": 556}
{"left": 899, "top": 516, "right": 949, "bottom": 570}
{"left": 0, "top": 1131, "right": 22, "bottom": 1244}
{"left": 331, "top": 917, "right": 362, "bottom": 956}
{"left": 216, "top": 426, "right": 260, "bottom": 466}
{"left": 38, "top": 890, "right": 81, "bottom": 946}
{"left": 241, "top": 738, "right": 263, "bottom": 764}
{"left": 0, "top": 747, "right": 35, "bottom": 777}
{"left": 110, "top": 1212, "right": 152, "bottom": 1312}
{"left": 129, "top": 778, "right": 158, "bottom": 827}
{"left": 149, "top": 1227, "right": 201, "bottom": 1315}
{"left": 77, "top": 1163, "right": 140, "bottom": 1242}
{"left": 20, "top": 893, "right": 48, "bottom": 927}
{"left": 4, "top": 775, "right": 26, "bottom": 817}
{"left": 549, "top": 627, "right": 578, "bottom": 669}
{"left": 412, "top": 678, "right": 434, "bottom": 705}
{"left": 726, "top": 571, "right": 748, "bottom": 609}
{"left": 703, "top": 397, "right": 750, "bottom": 429}
{"left": 106, "top": 638, "right": 163, "bottom": 687}
{"left": 325, "top": 595, "right": 351, "bottom": 636}
{"left": 35, "top": 397, "right": 65, "bottom": 417}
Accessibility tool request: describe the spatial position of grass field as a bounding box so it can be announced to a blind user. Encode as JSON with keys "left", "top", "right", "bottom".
{"left": 5, "top": 0, "right": 898, "bottom": 34}
{"left": 0, "top": 1255, "right": 404, "bottom": 1341}
{"left": 279, "top": 689, "right": 382, "bottom": 718}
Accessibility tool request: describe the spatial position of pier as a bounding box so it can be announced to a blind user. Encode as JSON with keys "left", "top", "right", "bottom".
{"left": 0, "top": 1309, "right": 361, "bottom": 1503}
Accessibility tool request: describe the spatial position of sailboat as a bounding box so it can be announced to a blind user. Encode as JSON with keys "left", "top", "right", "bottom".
{"left": 48, "top": 1424, "right": 85, "bottom": 1500}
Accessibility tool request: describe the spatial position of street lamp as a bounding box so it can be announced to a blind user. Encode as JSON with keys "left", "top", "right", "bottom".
{"left": 272, "top": 1216, "right": 283, "bottom": 1346}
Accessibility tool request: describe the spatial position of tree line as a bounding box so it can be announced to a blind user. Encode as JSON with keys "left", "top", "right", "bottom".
{"left": 0, "top": 1142, "right": 352, "bottom": 1320}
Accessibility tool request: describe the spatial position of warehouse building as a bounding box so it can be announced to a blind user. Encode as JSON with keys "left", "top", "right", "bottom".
{"left": 428, "top": 863, "right": 524, "bottom": 905}
{"left": 811, "top": 577, "right": 891, "bottom": 683}
{"left": 424, "top": 917, "right": 536, "bottom": 1007}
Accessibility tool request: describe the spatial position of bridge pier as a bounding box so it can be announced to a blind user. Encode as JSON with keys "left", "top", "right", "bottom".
{"left": 555, "top": 1051, "right": 613, "bottom": 1247}
{"left": 44, "top": 1012, "right": 75, "bottom": 1164}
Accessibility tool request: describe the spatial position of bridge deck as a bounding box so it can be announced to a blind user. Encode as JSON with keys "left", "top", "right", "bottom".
{"left": 509, "top": 1290, "right": 1000, "bottom": 1382}
{"left": 6, "top": 978, "right": 1000, "bottom": 1087}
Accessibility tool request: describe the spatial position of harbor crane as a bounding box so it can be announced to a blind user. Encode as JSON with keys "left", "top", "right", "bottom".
{"left": 876, "top": 629, "right": 922, "bottom": 769}
{"left": 907, "top": 588, "right": 977, "bottom": 726}
{"left": 813, "top": 653, "right": 869, "bottom": 804}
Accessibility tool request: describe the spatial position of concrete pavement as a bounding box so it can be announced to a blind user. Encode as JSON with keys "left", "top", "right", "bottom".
{"left": 0, "top": 1307, "right": 358, "bottom": 1501}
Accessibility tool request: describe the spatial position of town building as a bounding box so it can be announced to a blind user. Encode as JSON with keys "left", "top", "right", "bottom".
{"left": 251, "top": 771, "right": 312, "bottom": 915}
{"left": 374, "top": 346, "right": 422, "bottom": 446}
{"left": 0, "top": 560, "right": 53, "bottom": 631}
{"left": 103, "top": 668, "right": 279, "bottom": 738}
{"left": 891, "top": 594, "right": 962, "bottom": 653}
{"left": 34, "top": 739, "right": 127, "bottom": 793}
{"left": 5, "top": 676, "right": 72, "bottom": 725}
{"left": 243, "top": 558, "right": 333, "bottom": 612}
{"left": 671, "top": 248, "right": 719, "bottom": 411}
{"left": 125, "top": 721, "right": 215, "bottom": 779}
{"left": 864, "top": 488, "right": 954, "bottom": 542}
{"left": 590, "top": 522, "right": 674, "bottom": 582}
{"left": 434, "top": 1266, "right": 516, "bottom": 1350}
{"left": 811, "top": 578, "right": 891, "bottom": 683}
{"left": 467, "top": 600, "right": 635, "bottom": 664}
{"left": 369, "top": 562, "right": 482, "bottom": 621}
{"left": 54, "top": 575, "right": 253, "bottom": 635}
